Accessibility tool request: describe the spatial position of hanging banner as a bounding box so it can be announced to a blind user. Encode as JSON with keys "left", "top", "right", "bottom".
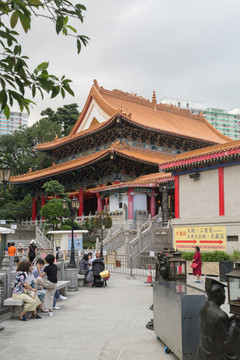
{"left": 174, "top": 226, "right": 226, "bottom": 251}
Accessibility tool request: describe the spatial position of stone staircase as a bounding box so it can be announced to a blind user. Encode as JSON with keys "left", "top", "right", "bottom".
{"left": 103, "top": 215, "right": 172, "bottom": 259}
{"left": 8, "top": 225, "right": 52, "bottom": 250}
{"left": 10, "top": 238, "right": 43, "bottom": 250}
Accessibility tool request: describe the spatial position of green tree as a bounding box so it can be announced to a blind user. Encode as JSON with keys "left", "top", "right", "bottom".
{"left": 0, "top": 117, "right": 62, "bottom": 175}
{"left": 40, "top": 103, "right": 80, "bottom": 136}
{"left": 0, "top": 0, "right": 89, "bottom": 117}
{"left": 40, "top": 198, "right": 66, "bottom": 230}
{"left": 15, "top": 193, "right": 32, "bottom": 220}
{"left": 0, "top": 193, "right": 32, "bottom": 220}
{"left": 42, "top": 180, "right": 65, "bottom": 197}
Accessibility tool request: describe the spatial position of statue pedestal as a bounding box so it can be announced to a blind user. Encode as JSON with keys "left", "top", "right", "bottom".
{"left": 66, "top": 268, "right": 78, "bottom": 292}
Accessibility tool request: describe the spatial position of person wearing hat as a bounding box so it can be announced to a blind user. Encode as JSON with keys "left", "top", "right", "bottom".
{"left": 15, "top": 243, "right": 25, "bottom": 266}
{"left": 197, "top": 278, "right": 240, "bottom": 360}
{"left": 28, "top": 239, "right": 37, "bottom": 263}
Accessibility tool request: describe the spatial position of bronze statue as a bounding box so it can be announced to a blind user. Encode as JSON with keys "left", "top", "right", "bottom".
{"left": 196, "top": 278, "right": 240, "bottom": 360}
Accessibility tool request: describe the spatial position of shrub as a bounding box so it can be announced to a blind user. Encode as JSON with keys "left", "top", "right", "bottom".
{"left": 181, "top": 250, "right": 230, "bottom": 262}
{"left": 230, "top": 250, "right": 240, "bottom": 261}
{"left": 61, "top": 224, "right": 72, "bottom": 230}
{"left": 61, "top": 219, "right": 80, "bottom": 230}
{"left": 181, "top": 252, "right": 195, "bottom": 261}
{"left": 104, "top": 215, "right": 112, "bottom": 229}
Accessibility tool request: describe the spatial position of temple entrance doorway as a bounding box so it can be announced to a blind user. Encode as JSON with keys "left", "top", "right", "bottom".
{"left": 83, "top": 193, "right": 97, "bottom": 215}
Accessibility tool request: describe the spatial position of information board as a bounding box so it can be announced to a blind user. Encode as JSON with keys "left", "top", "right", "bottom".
{"left": 174, "top": 226, "right": 226, "bottom": 251}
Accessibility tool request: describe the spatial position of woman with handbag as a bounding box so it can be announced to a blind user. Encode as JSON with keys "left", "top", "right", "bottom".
{"left": 13, "top": 261, "right": 42, "bottom": 321}
{"left": 191, "top": 246, "right": 202, "bottom": 283}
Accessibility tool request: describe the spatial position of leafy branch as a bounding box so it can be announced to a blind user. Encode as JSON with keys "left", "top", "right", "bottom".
{"left": 0, "top": 0, "right": 89, "bottom": 117}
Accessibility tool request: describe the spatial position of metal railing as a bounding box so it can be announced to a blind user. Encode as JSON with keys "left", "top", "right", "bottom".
{"left": 103, "top": 252, "right": 156, "bottom": 278}
{"left": 35, "top": 226, "right": 52, "bottom": 249}
{"left": 103, "top": 227, "right": 123, "bottom": 250}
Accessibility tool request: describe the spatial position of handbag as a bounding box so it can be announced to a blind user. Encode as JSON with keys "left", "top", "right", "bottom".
{"left": 14, "top": 256, "right": 20, "bottom": 263}
{"left": 99, "top": 270, "right": 110, "bottom": 279}
{"left": 190, "top": 262, "right": 198, "bottom": 269}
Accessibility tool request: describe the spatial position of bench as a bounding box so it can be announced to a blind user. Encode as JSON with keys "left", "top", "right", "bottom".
{"left": 78, "top": 274, "right": 85, "bottom": 287}
{"left": 56, "top": 280, "right": 70, "bottom": 296}
{"left": 4, "top": 280, "right": 71, "bottom": 317}
{"left": 4, "top": 297, "right": 24, "bottom": 317}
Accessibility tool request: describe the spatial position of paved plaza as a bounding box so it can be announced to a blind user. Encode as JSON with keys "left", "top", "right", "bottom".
{"left": 0, "top": 273, "right": 229, "bottom": 360}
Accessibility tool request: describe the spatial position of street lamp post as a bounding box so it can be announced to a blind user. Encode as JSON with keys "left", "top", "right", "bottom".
{"left": 62, "top": 196, "right": 80, "bottom": 268}
{"left": 0, "top": 164, "right": 11, "bottom": 331}
{"left": 0, "top": 164, "right": 11, "bottom": 198}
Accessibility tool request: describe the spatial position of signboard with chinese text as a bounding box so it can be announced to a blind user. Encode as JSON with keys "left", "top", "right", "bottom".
{"left": 68, "top": 234, "right": 83, "bottom": 251}
{"left": 174, "top": 226, "right": 226, "bottom": 251}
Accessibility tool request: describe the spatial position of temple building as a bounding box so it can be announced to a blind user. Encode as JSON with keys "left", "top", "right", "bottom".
{"left": 10, "top": 80, "right": 230, "bottom": 222}
{"left": 158, "top": 139, "right": 240, "bottom": 252}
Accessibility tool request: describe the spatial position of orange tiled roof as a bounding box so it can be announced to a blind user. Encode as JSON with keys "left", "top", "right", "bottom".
{"left": 131, "top": 172, "right": 174, "bottom": 184}
{"left": 10, "top": 144, "right": 175, "bottom": 184}
{"left": 158, "top": 139, "right": 240, "bottom": 171}
{"left": 36, "top": 80, "right": 230, "bottom": 151}
{"left": 90, "top": 172, "right": 174, "bottom": 193}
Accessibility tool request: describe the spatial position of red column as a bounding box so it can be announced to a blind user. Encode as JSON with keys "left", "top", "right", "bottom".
{"left": 41, "top": 195, "right": 46, "bottom": 220}
{"left": 97, "top": 193, "right": 103, "bottom": 212}
{"left": 41, "top": 196, "right": 46, "bottom": 208}
{"left": 78, "top": 188, "right": 84, "bottom": 216}
{"left": 219, "top": 167, "right": 225, "bottom": 216}
{"left": 150, "top": 188, "right": 156, "bottom": 218}
{"left": 32, "top": 197, "right": 37, "bottom": 221}
{"left": 128, "top": 187, "right": 134, "bottom": 220}
{"left": 175, "top": 175, "right": 180, "bottom": 219}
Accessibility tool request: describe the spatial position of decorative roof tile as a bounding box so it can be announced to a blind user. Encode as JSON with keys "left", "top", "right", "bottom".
{"left": 159, "top": 139, "right": 240, "bottom": 171}
{"left": 36, "top": 80, "right": 230, "bottom": 151}
{"left": 90, "top": 172, "right": 174, "bottom": 193}
{"left": 10, "top": 146, "right": 175, "bottom": 184}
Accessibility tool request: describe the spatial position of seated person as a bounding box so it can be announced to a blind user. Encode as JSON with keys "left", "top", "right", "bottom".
{"left": 33, "top": 258, "right": 66, "bottom": 312}
{"left": 25, "top": 261, "right": 47, "bottom": 313}
{"left": 79, "top": 254, "right": 89, "bottom": 275}
{"left": 13, "top": 261, "right": 41, "bottom": 321}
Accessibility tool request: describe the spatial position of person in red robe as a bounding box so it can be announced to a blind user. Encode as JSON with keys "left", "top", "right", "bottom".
{"left": 192, "top": 246, "right": 202, "bottom": 283}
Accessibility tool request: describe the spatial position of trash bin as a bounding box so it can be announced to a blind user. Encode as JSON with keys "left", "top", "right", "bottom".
{"left": 219, "top": 261, "right": 234, "bottom": 282}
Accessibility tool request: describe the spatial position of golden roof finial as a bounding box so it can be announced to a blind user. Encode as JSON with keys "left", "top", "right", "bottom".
{"left": 152, "top": 90, "right": 157, "bottom": 110}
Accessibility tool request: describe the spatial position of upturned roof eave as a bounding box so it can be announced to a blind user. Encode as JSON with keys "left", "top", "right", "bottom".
{"left": 10, "top": 147, "right": 165, "bottom": 185}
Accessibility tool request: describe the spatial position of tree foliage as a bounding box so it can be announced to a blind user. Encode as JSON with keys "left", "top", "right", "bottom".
{"left": 40, "top": 197, "right": 66, "bottom": 229}
{"left": 40, "top": 103, "right": 80, "bottom": 136}
{"left": 42, "top": 180, "right": 65, "bottom": 197}
{"left": 0, "top": 193, "right": 32, "bottom": 220}
{"left": 0, "top": 117, "right": 62, "bottom": 175}
{"left": 0, "top": 0, "right": 89, "bottom": 117}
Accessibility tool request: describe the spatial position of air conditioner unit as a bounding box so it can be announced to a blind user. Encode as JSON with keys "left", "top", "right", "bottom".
{"left": 189, "top": 172, "right": 200, "bottom": 179}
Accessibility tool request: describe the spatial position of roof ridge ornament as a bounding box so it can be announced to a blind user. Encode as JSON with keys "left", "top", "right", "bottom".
{"left": 152, "top": 90, "right": 157, "bottom": 110}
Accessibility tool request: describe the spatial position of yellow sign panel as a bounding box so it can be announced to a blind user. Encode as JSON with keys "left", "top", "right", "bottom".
{"left": 174, "top": 226, "right": 226, "bottom": 251}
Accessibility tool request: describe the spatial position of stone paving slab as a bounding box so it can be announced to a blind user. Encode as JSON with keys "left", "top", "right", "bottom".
{"left": 0, "top": 273, "right": 177, "bottom": 360}
{"left": 0, "top": 272, "right": 231, "bottom": 360}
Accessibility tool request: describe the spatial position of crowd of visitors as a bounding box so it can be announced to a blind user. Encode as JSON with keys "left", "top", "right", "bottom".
{"left": 12, "top": 253, "right": 67, "bottom": 321}
{"left": 11, "top": 245, "right": 107, "bottom": 321}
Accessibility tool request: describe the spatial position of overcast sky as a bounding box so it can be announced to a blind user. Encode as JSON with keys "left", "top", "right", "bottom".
{"left": 17, "top": 0, "right": 240, "bottom": 125}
